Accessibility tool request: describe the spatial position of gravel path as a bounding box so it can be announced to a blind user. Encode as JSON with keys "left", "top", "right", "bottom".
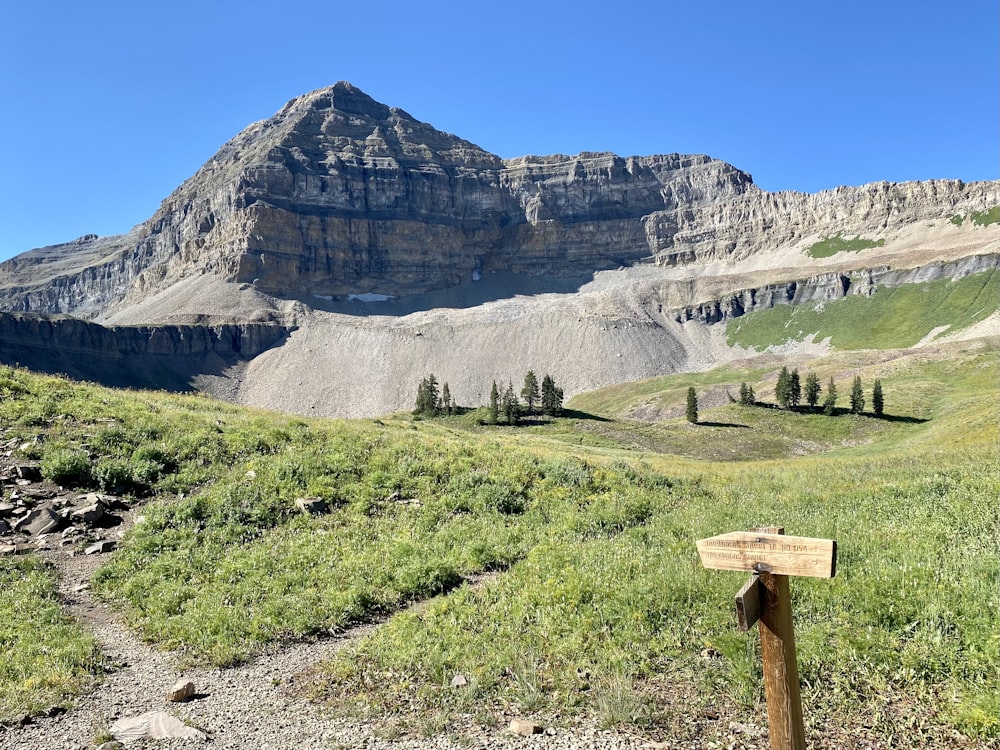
{"left": 0, "top": 545, "right": 692, "bottom": 750}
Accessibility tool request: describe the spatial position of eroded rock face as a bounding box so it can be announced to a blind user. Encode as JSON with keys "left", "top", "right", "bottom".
{"left": 674, "top": 252, "right": 1000, "bottom": 324}
{"left": 16, "top": 81, "right": 996, "bottom": 319}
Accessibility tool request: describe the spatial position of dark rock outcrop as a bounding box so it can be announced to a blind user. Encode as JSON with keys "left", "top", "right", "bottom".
{"left": 0, "top": 313, "right": 289, "bottom": 390}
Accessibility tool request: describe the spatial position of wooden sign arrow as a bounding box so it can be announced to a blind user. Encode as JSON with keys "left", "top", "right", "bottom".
{"left": 696, "top": 531, "right": 837, "bottom": 578}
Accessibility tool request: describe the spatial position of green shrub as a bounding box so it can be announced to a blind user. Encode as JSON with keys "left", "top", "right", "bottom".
{"left": 40, "top": 448, "right": 91, "bottom": 487}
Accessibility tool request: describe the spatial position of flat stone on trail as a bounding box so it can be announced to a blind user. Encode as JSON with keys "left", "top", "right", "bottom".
{"left": 166, "top": 678, "right": 196, "bottom": 702}
{"left": 85, "top": 540, "right": 117, "bottom": 555}
{"left": 509, "top": 718, "right": 542, "bottom": 736}
{"left": 110, "top": 711, "right": 207, "bottom": 741}
{"left": 295, "top": 496, "right": 327, "bottom": 515}
{"left": 13, "top": 506, "right": 62, "bottom": 535}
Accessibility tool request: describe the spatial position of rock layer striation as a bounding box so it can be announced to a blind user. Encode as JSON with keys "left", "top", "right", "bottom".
{"left": 3, "top": 81, "right": 998, "bottom": 321}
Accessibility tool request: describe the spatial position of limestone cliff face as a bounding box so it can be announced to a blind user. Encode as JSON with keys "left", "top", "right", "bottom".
{"left": 648, "top": 180, "right": 1000, "bottom": 266}
{"left": 1, "top": 82, "right": 998, "bottom": 321}
{"left": 673, "top": 252, "right": 1000, "bottom": 324}
{"left": 0, "top": 83, "right": 752, "bottom": 315}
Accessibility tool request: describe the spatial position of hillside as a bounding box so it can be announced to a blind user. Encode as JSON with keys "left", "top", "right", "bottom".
{"left": 0, "top": 82, "right": 997, "bottom": 417}
{"left": 0, "top": 334, "right": 996, "bottom": 748}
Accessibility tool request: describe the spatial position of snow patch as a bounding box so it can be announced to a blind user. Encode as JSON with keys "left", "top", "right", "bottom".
{"left": 348, "top": 292, "right": 396, "bottom": 303}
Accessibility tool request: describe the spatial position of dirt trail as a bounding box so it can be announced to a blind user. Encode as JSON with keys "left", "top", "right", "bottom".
{"left": 2, "top": 537, "right": 670, "bottom": 750}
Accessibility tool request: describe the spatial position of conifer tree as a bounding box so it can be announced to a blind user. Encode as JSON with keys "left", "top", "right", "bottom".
{"left": 521, "top": 370, "right": 540, "bottom": 415}
{"left": 872, "top": 379, "right": 884, "bottom": 417}
{"left": 775, "top": 367, "right": 791, "bottom": 409}
{"left": 823, "top": 377, "right": 837, "bottom": 415}
{"left": 686, "top": 386, "right": 699, "bottom": 424}
{"left": 488, "top": 381, "right": 500, "bottom": 424}
{"left": 541, "top": 374, "right": 564, "bottom": 416}
{"left": 805, "top": 372, "right": 821, "bottom": 409}
{"left": 501, "top": 381, "right": 520, "bottom": 425}
{"left": 850, "top": 376, "right": 865, "bottom": 415}
{"left": 789, "top": 369, "right": 802, "bottom": 408}
{"left": 441, "top": 382, "right": 452, "bottom": 416}
{"left": 413, "top": 374, "right": 440, "bottom": 416}
{"left": 739, "top": 382, "right": 749, "bottom": 405}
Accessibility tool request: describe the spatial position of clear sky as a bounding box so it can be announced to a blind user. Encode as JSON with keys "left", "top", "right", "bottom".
{"left": 1, "top": 0, "right": 996, "bottom": 261}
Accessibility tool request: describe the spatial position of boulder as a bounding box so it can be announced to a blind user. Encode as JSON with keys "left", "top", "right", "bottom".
{"left": 166, "top": 679, "right": 196, "bottom": 702}
{"left": 509, "top": 719, "right": 542, "bottom": 736}
{"left": 15, "top": 465, "right": 42, "bottom": 481}
{"left": 85, "top": 540, "right": 116, "bottom": 555}
{"left": 13, "top": 506, "right": 61, "bottom": 535}
{"left": 295, "top": 496, "right": 327, "bottom": 515}
{"left": 71, "top": 499, "right": 106, "bottom": 525}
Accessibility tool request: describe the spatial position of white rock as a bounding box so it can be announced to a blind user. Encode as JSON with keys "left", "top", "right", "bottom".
{"left": 110, "top": 711, "right": 206, "bottom": 740}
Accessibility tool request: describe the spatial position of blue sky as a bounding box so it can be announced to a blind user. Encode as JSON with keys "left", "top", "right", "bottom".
{"left": 1, "top": 0, "right": 996, "bottom": 261}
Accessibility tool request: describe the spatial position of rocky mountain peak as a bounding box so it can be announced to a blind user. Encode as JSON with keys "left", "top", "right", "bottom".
{"left": 0, "top": 83, "right": 997, "bottom": 325}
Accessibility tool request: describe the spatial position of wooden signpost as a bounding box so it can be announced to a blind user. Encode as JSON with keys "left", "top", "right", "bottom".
{"left": 696, "top": 527, "right": 837, "bottom": 750}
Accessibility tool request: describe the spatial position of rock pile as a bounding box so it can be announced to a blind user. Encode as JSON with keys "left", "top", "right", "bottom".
{"left": 0, "top": 448, "right": 126, "bottom": 558}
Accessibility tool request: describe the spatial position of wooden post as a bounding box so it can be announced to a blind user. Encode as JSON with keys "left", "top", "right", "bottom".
{"left": 696, "top": 528, "right": 836, "bottom": 750}
{"left": 759, "top": 570, "right": 805, "bottom": 750}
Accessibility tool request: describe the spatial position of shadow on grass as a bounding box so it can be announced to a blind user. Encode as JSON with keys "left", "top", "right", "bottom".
{"left": 559, "top": 408, "right": 613, "bottom": 423}
{"left": 695, "top": 421, "right": 751, "bottom": 428}
{"left": 871, "top": 412, "right": 929, "bottom": 424}
{"left": 746, "top": 403, "right": 928, "bottom": 423}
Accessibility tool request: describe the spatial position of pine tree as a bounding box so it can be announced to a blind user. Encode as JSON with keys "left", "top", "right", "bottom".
{"left": 739, "top": 382, "right": 749, "bottom": 405}
{"left": 501, "top": 382, "right": 520, "bottom": 425}
{"left": 488, "top": 381, "right": 499, "bottom": 424}
{"left": 413, "top": 374, "right": 440, "bottom": 416}
{"left": 521, "top": 371, "right": 540, "bottom": 415}
{"left": 872, "top": 379, "right": 884, "bottom": 417}
{"left": 541, "top": 374, "right": 565, "bottom": 417}
{"left": 686, "top": 386, "right": 698, "bottom": 424}
{"left": 789, "top": 369, "right": 801, "bottom": 408}
{"left": 805, "top": 372, "right": 821, "bottom": 409}
{"left": 441, "top": 382, "right": 452, "bottom": 416}
{"left": 541, "top": 374, "right": 560, "bottom": 416}
{"left": 775, "top": 367, "right": 791, "bottom": 409}
{"left": 822, "top": 377, "right": 837, "bottom": 415}
{"left": 850, "top": 376, "right": 865, "bottom": 415}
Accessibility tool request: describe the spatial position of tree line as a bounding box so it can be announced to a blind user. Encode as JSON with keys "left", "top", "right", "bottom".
{"left": 687, "top": 369, "right": 885, "bottom": 424}
{"left": 414, "top": 370, "right": 564, "bottom": 425}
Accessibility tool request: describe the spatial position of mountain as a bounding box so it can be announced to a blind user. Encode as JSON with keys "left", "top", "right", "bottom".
{"left": 0, "top": 82, "right": 997, "bottom": 416}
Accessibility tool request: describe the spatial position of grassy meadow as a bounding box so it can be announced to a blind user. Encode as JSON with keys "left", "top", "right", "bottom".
{"left": 0, "top": 333, "right": 997, "bottom": 741}
{"left": 727, "top": 267, "right": 998, "bottom": 351}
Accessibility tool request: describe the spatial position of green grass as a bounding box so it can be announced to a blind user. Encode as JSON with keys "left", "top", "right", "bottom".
{"left": 0, "top": 337, "right": 997, "bottom": 740}
{"left": 970, "top": 206, "right": 1000, "bottom": 226}
{"left": 953, "top": 206, "right": 1000, "bottom": 227}
{"left": 311, "top": 340, "right": 999, "bottom": 738}
{"left": 806, "top": 234, "right": 885, "bottom": 258}
{"left": 0, "top": 557, "right": 102, "bottom": 722}
{"left": 726, "top": 268, "right": 999, "bottom": 351}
